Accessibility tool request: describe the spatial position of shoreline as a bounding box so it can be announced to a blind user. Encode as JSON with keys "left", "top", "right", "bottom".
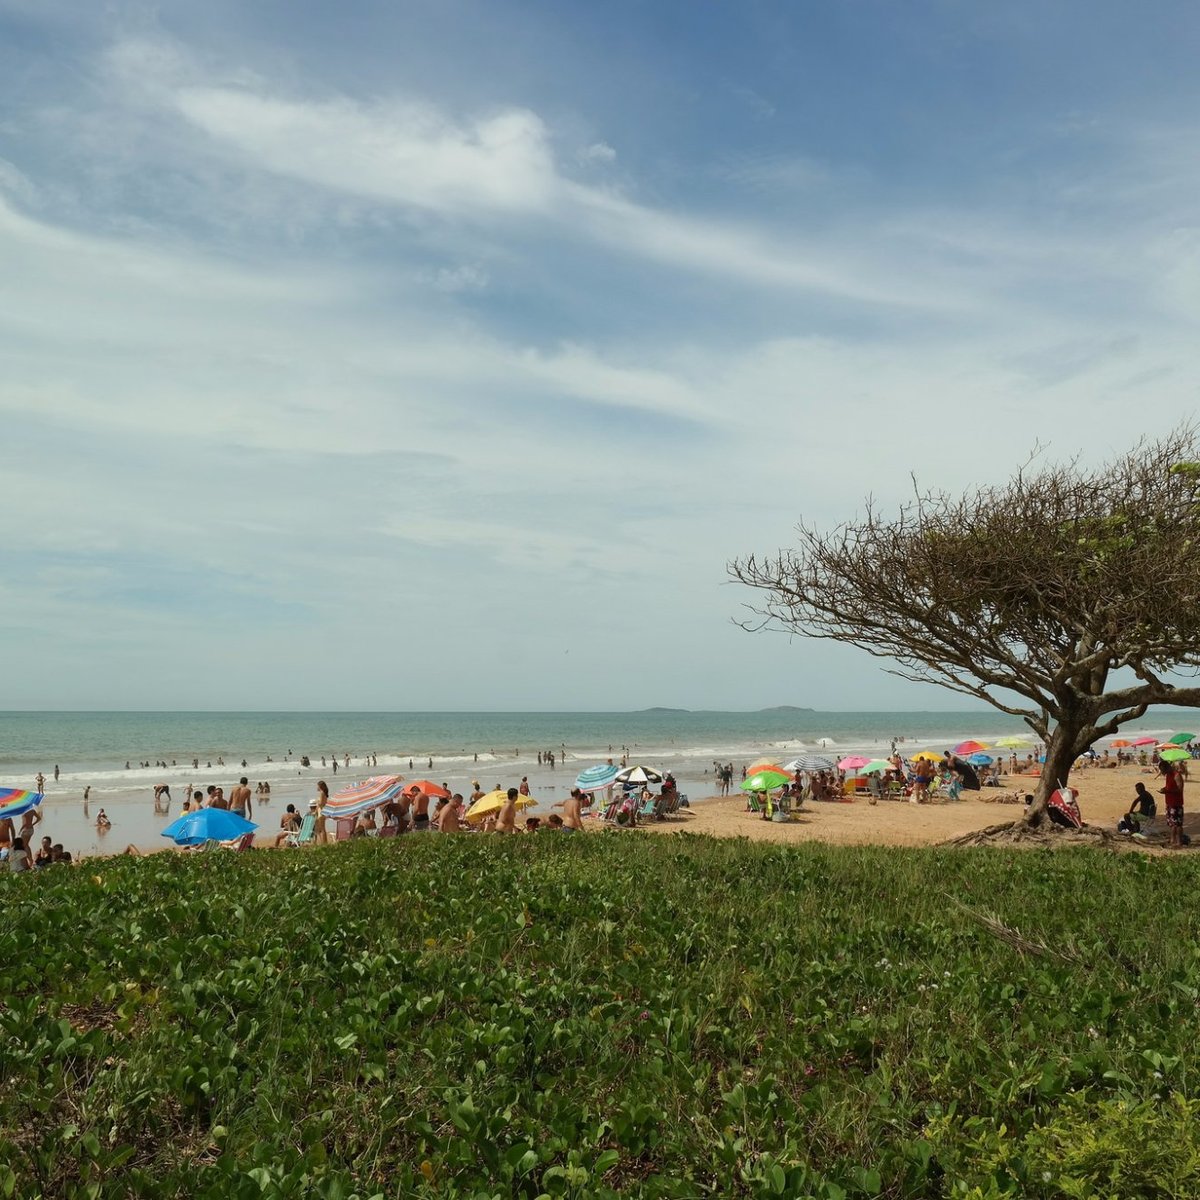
{"left": 44, "top": 760, "right": 1190, "bottom": 860}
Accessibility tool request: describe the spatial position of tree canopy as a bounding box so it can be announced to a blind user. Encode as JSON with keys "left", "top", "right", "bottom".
{"left": 730, "top": 428, "right": 1200, "bottom": 816}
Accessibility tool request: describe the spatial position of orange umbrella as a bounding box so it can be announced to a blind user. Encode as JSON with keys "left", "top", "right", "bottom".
{"left": 405, "top": 779, "right": 452, "bottom": 800}
{"left": 748, "top": 758, "right": 787, "bottom": 774}
{"left": 1111, "top": 739, "right": 1132, "bottom": 748}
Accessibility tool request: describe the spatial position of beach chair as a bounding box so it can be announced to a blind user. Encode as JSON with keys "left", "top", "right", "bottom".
{"left": 637, "top": 794, "right": 661, "bottom": 821}
{"left": 222, "top": 832, "right": 255, "bottom": 851}
{"left": 285, "top": 813, "right": 316, "bottom": 847}
{"left": 335, "top": 817, "right": 357, "bottom": 842}
{"left": 745, "top": 792, "right": 762, "bottom": 813}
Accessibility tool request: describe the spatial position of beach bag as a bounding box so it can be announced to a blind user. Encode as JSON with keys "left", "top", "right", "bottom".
{"left": 1117, "top": 815, "right": 1140, "bottom": 835}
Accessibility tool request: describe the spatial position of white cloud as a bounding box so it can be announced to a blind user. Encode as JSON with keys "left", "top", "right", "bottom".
{"left": 579, "top": 141, "right": 616, "bottom": 164}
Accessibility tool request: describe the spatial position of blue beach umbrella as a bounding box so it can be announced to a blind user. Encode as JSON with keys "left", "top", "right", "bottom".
{"left": 575, "top": 764, "right": 621, "bottom": 793}
{"left": 161, "top": 809, "right": 257, "bottom": 847}
{"left": 967, "top": 753, "right": 994, "bottom": 766}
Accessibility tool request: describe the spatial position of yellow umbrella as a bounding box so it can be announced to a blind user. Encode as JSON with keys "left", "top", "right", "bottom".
{"left": 464, "top": 790, "right": 536, "bottom": 823}
{"left": 909, "top": 750, "right": 944, "bottom": 762}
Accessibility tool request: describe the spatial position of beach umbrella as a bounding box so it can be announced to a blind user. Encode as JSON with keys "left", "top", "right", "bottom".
{"left": 1160, "top": 747, "right": 1190, "bottom": 762}
{"left": 575, "top": 764, "right": 620, "bottom": 792}
{"left": 1169, "top": 733, "right": 1196, "bottom": 745}
{"left": 994, "top": 736, "right": 1030, "bottom": 748}
{"left": 747, "top": 757, "right": 786, "bottom": 774}
{"left": 953, "top": 740, "right": 989, "bottom": 755}
{"left": 615, "top": 765, "right": 663, "bottom": 785}
{"left": 1132, "top": 737, "right": 1157, "bottom": 747}
{"left": 0, "top": 787, "right": 44, "bottom": 821}
{"left": 1110, "top": 739, "right": 1133, "bottom": 748}
{"left": 464, "top": 791, "right": 535, "bottom": 823}
{"left": 161, "top": 808, "right": 257, "bottom": 847}
{"left": 404, "top": 779, "right": 452, "bottom": 799}
{"left": 967, "top": 752, "right": 994, "bottom": 766}
{"left": 838, "top": 755, "right": 871, "bottom": 771}
{"left": 325, "top": 775, "right": 407, "bottom": 822}
{"left": 784, "top": 754, "right": 836, "bottom": 772}
{"left": 860, "top": 760, "right": 892, "bottom": 775}
{"left": 741, "top": 769, "right": 792, "bottom": 792}
{"left": 909, "top": 750, "right": 943, "bottom": 762}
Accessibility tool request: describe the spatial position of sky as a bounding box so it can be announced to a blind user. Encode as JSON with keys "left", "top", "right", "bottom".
{"left": 2, "top": 1, "right": 1199, "bottom": 711}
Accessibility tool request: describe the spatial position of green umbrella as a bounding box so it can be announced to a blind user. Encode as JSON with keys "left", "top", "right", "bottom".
{"left": 1168, "top": 732, "right": 1196, "bottom": 745}
{"left": 741, "top": 769, "right": 792, "bottom": 792}
{"left": 1160, "top": 747, "right": 1190, "bottom": 762}
{"left": 861, "top": 760, "right": 892, "bottom": 774}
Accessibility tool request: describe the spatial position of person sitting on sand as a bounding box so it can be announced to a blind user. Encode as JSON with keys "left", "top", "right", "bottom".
{"left": 34, "top": 835, "right": 53, "bottom": 868}
{"left": 8, "top": 836, "right": 32, "bottom": 873}
{"left": 547, "top": 813, "right": 565, "bottom": 830}
{"left": 51, "top": 843, "right": 71, "bottom": 864}
{"left": 1128, "top": 781, "right": 1157, "bottom": 824}
{"left": 524, "top": 817, "right": 541, "bottom": 832}
{"left": 273, "top": 804, "right": 303, "bottom": 847}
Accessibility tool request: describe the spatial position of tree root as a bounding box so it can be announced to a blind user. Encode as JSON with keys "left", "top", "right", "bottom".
{"left": 942, "top": 821, "right": 1121, "bottom": 848}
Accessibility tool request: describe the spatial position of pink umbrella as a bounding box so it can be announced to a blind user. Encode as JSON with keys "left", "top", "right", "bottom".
{"left": 953, "top": 740, "right": 989, "bottom": 755}
{"left": 1132, "top": 737, "right": 1158, "bottom": 746}
{"left": 838, "top": 755, "right": 870, "bottom": 770}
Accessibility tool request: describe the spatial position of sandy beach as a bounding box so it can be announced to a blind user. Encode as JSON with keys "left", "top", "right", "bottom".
{"left": 637, "top": 761, "right": 1190, "bottom": 848}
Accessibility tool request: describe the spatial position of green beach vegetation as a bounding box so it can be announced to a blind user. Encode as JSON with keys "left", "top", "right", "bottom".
{"left": 4, "top": 835, "right": 1200, "bottom": 1198}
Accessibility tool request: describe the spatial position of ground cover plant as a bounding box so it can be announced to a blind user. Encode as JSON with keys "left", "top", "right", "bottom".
{"left": 3, "top": 835, "right": 1200, "bottom": 1198}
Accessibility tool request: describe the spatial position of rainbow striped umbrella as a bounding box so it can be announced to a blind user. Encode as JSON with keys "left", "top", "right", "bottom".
{"left": 0, "top": 788, "right": 43, "bottom": 821}
{"left": 324, "top": 775, "right": 408, "bottom": 821}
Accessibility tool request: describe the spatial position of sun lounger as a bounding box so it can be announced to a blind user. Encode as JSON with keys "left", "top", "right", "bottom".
{"left": 222, "top": 832, "right": 255, "bottom": 851}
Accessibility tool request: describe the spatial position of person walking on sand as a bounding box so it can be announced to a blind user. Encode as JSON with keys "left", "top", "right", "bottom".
{"left": 229, "top": 777, "right": 253, "bottom": 822}
{"left": 496, "top": 787, "right": 519, "bottom": 834}
{"left": 1161, "top": 761, "right": 1185, "bottom": 849}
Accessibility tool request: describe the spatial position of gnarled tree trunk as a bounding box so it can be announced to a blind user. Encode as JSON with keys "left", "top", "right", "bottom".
{"left": 1023, "top": 727, "right": 1081, "bottom": 827}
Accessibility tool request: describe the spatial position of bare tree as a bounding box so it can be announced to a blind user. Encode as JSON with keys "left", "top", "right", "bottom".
{"left": 730, "top": 429, "right": 1200, "bottom": 823}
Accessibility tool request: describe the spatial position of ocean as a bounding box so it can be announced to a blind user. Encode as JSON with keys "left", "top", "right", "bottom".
{"left": 1, "top": 709, "right": 1178, "bottom": 858}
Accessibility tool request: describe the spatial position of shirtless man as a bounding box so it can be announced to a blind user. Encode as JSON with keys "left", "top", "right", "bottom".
{"left": 440, "top": 794, "right": 463, "bottom": 833}
{"left": 210, "top": 787, "right": 229, "bottom": 810}
{"left": 553, "top": 788, "right": 584, "bottom": 832}
{"left": 153, "top": 783, "right": 171, "bottom": 812}
{"left": 229, "top": 777, "right": 253, "bottom": 821}
{"left": 497, "top": 787, "right": 519, "bottom": 834}
{"left": 410, "top": 786, "right": 431, "bottom": 831}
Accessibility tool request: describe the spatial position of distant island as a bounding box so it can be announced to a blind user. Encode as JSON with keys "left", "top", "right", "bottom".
{"left": 637, "top": 706, "right": 815, "bottom": 714}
